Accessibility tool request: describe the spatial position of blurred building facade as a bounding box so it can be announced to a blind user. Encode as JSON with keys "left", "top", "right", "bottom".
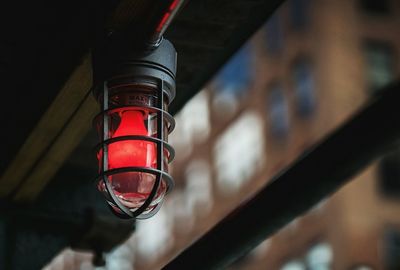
{"left": 44, "top": 0, "right": 400, "bottom": 269}
{"left": 134, "top": 0, "right": 400, "bottom": 269}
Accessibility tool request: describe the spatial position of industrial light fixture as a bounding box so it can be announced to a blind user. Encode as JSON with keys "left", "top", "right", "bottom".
{"left": 92, "top": 38, "right": 176, "bottom": 219}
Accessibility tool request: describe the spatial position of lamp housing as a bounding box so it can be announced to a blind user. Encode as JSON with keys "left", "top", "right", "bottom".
{"left": 93, "top": 38, "right": 176, "bottom": 219}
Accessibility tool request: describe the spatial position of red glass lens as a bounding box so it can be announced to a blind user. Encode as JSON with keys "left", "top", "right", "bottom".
{"left": 109, "top": 110, "right": 155, "bottom": 168}
{"left": 97, "top": 104, "right": 167, "bottom": 213}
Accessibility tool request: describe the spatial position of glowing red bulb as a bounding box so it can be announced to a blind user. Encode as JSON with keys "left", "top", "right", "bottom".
{"left": 97, "top": 109, "right": 166, "bottom": 211}
{"left": 108, "top": 110, "right": 155, "bottom": 169}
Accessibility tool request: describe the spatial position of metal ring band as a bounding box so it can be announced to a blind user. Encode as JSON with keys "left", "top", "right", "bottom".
{"left": 97, "top": 166, "right": 174, "bottom": 193}
{"left": 94, "top": 135, "right": 175, "bottom": 163}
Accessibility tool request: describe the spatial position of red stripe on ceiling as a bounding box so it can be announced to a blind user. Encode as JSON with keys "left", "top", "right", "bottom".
{"left": 156, "top": 0, "right": 180, "bottom": 33}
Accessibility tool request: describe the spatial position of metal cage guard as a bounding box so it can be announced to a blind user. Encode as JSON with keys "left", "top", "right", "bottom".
{"left": 98, "top": 80, "right": 175, "bottom": 219}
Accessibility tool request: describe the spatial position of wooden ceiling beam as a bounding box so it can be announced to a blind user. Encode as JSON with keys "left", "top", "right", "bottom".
{"left": 0, "top": 56, "right": 93, "bottom": 199}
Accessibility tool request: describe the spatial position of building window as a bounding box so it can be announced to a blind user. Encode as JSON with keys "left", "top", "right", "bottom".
{"left": 106, "top": 244, "right": 135, "bottom": 270}
{"left": 213, "top": 46, "right": 253, "bottom": 115}
{"left": 169, "top": 90, "right": 210, "bottom": 160}
{"left": 281, "top": 260, "right": 306, "bottom": 270}
{"left": 378, "top": 148, "right": 400, "bottom": 199}
{"left": 289, "top": 0, "right": 310, "bottom": 30}
{"left": 267, "top": 83, "right": 289, "bottom": 137}
{"left": 359, "top": 0, "right": 390, "bottom": 15}
{"left": 306, "top": 243, "right": 333, "bottom": 270}
{"left": 280, "top": 243, "right": 333, "bottom": 270}
{"left": 265, "top": 13, "right": 284, "bottom": 54}
{"left": 292, "top": 59, "right": 316, "bottom": 117}
{"left": 185, "top": 160, "right": 213, "bottom": 216}
{"left": 215, "top": 45, "right": 253, "bottom": 97}
{"left": 383, "top": 228, "right": 400, "bottom": 270}
{"left": 364, "top": 41, "right": 395, "bottom": 94}
{"left": 214, "top": 111, "right": 265, "bottom": 195}
{"left": 168, "top": 189, "right": 195, "bottom": 234}
{"left": 135, "top": 206, "right": 174, "bottom": 261}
